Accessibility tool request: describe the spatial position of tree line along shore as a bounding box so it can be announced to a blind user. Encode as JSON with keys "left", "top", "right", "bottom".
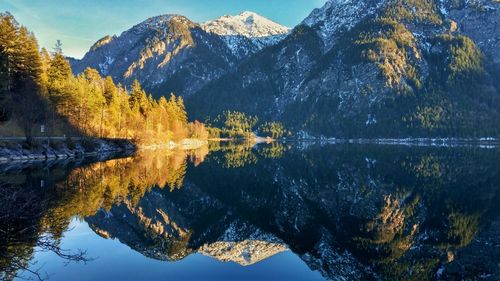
{"left": 0, "top": 13, "right": 289, "bottom": 160}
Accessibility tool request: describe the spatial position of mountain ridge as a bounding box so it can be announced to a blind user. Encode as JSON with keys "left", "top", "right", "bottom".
{"left": 186, "top": 0, "right": 500, "bottom": 138}
{"left": 71, "top": 0, "right": 500, "bottom": 138}
{"left": 201, "top": 11, "right": 291, "bottom": 58}
{"left": 70, "top": 11, "right": 290, "bottom": 98}
{"left": 201, "top": 11, "right": 290, "bottom": 39}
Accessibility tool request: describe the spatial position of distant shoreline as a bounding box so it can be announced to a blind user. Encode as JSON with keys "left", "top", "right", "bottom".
{"left": 279, "top": 137, "right": 499, "bottom": 148}
{"left": 1, "top": 136, "right": 497, "bottom": 165}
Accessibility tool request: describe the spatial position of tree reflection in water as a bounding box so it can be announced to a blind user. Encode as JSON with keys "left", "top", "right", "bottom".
{"left": 0, "top": 148, "right": 208, "bottom": 280}
{"left": 1, "top": 143, "right": 500, "bottom": 280}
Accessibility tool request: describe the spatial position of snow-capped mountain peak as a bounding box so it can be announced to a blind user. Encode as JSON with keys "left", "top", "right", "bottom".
{"left": 202, "top": 11, "right": 290, "bottom": 39}
{"left": 201, "top": 11, "right": 290, "bottom": 58}
{"left": 72, "top": 11, "right": 291, "bottom": 96}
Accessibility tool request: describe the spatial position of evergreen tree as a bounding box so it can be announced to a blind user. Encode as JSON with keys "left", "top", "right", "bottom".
{"left": 0, "top": 13, "right": 18, "bottom": 83}
{"left": 47, "top": 48, "right": 76, "bottom": 134}
{"left": 0, "top": 48, "right": 10, "bottom": 122}
{"left": 39, "top": 47, "right": 51, "bottom": 94}
{"left": 103, "top": 76, "right": 117, "bottom": 105}
{"left": 47, "top": 52, "right": 72, "bottom": 86}
{"left": 0, "top": 13, "right": 207, "bottom": 144}
{"left": 128, "top": 79, "right": 144, "bottom": 110}
{"left": 175, "top": 96, "right": 187, "bottom": 124}
{"left": 53, "top": 39, "right": 63, "bottom": 55}
{"left": 14, "top": 27, "right": 42, "bottom": 84}
{"left": 0, "top": 13, "right": 46, "bottom": 142}
{"left": 46, "top": 42, "right": 74, "bottom": 134}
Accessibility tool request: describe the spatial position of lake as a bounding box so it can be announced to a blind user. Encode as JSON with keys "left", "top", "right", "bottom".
{"left": 1, "top": 142, "right": 500, "bottom": 280}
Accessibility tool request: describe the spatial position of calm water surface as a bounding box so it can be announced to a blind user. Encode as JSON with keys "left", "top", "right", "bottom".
{"left": 1, "top": 142, "right": 500, "bottom": 280}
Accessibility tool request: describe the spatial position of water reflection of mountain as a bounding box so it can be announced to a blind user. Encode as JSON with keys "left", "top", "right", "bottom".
{"left": 0, "top": 148, "right": 206, "bottom": 280}
{"left": 86, "top": 144, "right": 500, "bottom": 280}
{"left": 2, "top": 143, "right": 500, "bottom": 280}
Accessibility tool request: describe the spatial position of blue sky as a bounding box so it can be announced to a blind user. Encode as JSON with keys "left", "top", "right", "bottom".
{"left": 1, "top": 0, "right": 327, "bottom": 58}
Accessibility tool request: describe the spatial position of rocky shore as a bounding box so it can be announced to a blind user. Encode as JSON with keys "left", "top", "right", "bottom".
{"left": 0, "top": 138, "right": 135, "bottom": 163}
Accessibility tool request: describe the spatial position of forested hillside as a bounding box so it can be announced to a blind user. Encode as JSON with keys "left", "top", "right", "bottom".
{"left": 0, "top": 13, "right": 207, "bottom": 145}
{"left": 186, "top": 0, "right": 500, "bottom": 138}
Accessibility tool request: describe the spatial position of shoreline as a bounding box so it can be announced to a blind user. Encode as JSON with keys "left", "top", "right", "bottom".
{"left": 1, "top": 136, "right": 498, "bottom": 165}
{"left": 138, "top": 139, "right": 209, "bottom": 151}
{"left": 0, "top": 138, "right": 135, "bottom": 163}
{"left": 209, "top": 136, "right": 499, "bottom": 148}
{"left": 0, "top": 138, "right": 212, "bottom": 164}
{"left": 275, "top": 137, "right": 500, "bottom": 149}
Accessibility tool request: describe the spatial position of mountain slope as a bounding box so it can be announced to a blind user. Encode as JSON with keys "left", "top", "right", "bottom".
{"left": 71, "top": 15, "right": 236, "bottom": 98}
{"left": 71, "top": 12, "right": 289, "bottom": 98}
{"left": 187, "top": 0, "right": 500, "bottom": 138}
{"left": 202, "top": 11, "right": 290, "bottom": 58}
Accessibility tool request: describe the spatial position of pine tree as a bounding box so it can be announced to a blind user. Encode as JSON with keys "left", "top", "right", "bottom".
{"left": 46, "top": 42, "right": 74, "bottom": 127}
{"left": 128, "top": 79, "right": 143, "bottom": 109}
{"left": 0, "top": 13, "right": 21, "bottom": 123}
{"left": 8, "top": 24, "right": 45, "bottom": 143}
{"left": 0, "top": 13, "right": 18, "bottom": 79}
{"left": 175, "top": 96, "right": 187, "bottom": 124}
{"left": 39, "top": 47, "right": 51, "bottom": 94}
{"left": 14, "top": 27, "right": 42, "bottom": 86}
{"left": 53, "top": 39, "right": 63, "bottom": 55}
{"left": 47, "top": 52, "right": 72, "bottom": 86}
{"left": 103, "top": 76, "right": 117, "bottom": 105}
{"left": 0, "top": 48, "right": 9, "bottom": 122}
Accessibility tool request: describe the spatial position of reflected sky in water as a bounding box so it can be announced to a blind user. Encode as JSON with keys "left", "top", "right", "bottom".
{"left": 30, "top": 219, "right": 323, "bottom": 281}
{"left": 2, "top": 142, "right": 500, "bottom": 281}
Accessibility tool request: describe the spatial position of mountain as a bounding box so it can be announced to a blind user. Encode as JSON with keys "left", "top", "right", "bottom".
{"left": 86, "top": 184, "right": 290, "bottom": 265}
{"left": 187, "top": 0, "right": 500, "bottom": 138}
{"left": 70, "top": 1, "right": 500, "bottom": 138}
{"left": 84, "top": 144, "right": 500, "bottom": 280}
{"left": 70, "top": 12, "right": 289, "bottom": 98}
{"left": 198, "top": 238, "right": 288, "bottom": 266}
{"left": 201, "top": 11, "right": 290, "bottom": 59}
{"left": 70, "top": 15, "right": 235, "bottom": 98}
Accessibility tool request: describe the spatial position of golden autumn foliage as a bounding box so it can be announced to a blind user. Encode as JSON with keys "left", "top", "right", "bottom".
{"left": 43, "top": 148, "right": 210, "bottom": 228}
{"left": 0, "top": 13, "right": 208, "bottom": 144}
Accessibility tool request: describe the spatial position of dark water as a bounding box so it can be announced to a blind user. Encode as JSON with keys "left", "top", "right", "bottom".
{"left": 1, "top": 142, "right": 500, "bottom": 281}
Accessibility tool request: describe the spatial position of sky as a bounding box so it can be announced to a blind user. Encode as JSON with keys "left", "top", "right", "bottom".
{"left": 0, "top": 0, "right": 328, "bottom": 59}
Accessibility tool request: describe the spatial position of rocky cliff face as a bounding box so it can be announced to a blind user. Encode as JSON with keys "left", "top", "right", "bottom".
{"left": 443, "top": 0, "right": 500, "bottom": 67}
{"left": 71, "top": 12, "right": 289, "bottom": 98}
{"left": 71, "top": 15, "right": 235, "bottom": 98}
{"left": 187, "top": 0, "right": 500, "bottom": 138}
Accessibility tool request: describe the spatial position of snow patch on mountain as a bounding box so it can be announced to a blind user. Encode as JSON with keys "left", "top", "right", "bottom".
{"left": 71, "top": 11, "right": 293, "bottom": 97}
{"left": 98, "top": 56, "right": 115, "bottom": 75}
{"left": 199, "top": 240, "right": 288, "bottom": 266}
{"left": 202, "top": 11, "right": 290, "bottom": 57}
{"left": 202, "top": 11, "right": 290, "bottom": 39}
{"left": 303, "top": 0, "right": 386, "bottom": 51}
